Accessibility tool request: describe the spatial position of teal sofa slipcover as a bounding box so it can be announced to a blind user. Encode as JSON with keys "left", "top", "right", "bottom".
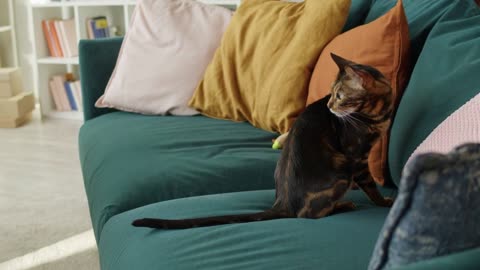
{"left": 79, "top": 0, "right": 480, "bottom": 269}
{"left": 99, "top": 190, "right": 395, "bottom": 270}
{"left": 80, "top": 113, "right": 279, "bottom": 240}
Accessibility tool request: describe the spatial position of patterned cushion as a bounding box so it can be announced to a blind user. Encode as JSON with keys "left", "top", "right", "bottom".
{"left": 369, "top": 143, "right": 480, "bottom": 270}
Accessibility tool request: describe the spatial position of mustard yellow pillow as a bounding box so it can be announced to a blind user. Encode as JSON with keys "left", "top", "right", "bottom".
{"left": 189, "top": 0, "right": 351, "bottom": 133}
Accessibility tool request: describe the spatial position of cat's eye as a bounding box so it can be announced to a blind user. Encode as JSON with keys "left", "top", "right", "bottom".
{"left": 336, "top": 92, "right": 343, "bottom": 100}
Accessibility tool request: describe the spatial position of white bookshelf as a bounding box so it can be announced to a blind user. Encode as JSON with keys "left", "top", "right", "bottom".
{"left": 0, "top": 0, "right": 19, "bottom": 68}
{"left": 28, "top": 0, "right": 241, "bottom": 121}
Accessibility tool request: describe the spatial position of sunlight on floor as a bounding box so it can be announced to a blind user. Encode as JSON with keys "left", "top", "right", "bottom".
{"left": 0, "top": 230, "right": 96, "bottom": 270}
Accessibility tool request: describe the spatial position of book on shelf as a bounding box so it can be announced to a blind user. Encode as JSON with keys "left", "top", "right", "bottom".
{"left": 41, "top": 20, "right": 60, "bottom": 57}
{"left": 54, "top": 21, "right": 65, "bottom": 56}
{"left": 42, "top": 19, "right": 78, "bottom": 58}
{"left": 49, "top": 73, "right": 83, "bottom": 112}
{"left": 86, "top": 16, "right": 110, "bottom": 39}
{"left": 72, "top": 81, "right": 83, "bottom": 110}
{"left": 63, "top": 81, "right": 78, "bottom": 111}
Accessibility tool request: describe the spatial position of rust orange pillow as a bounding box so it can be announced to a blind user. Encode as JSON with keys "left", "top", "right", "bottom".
{"left": 189, "top": 0, "right": 351, "bottom": 133}
{"left": 307, "top": 0, "right": 411, "bottom": 185}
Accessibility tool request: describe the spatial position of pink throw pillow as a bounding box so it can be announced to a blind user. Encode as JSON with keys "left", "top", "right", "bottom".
{"left": 407, "top": 92, "right": 480, "bottom": 163}
{"left": 96, "top": 0, "right": 233, "bottom": 115}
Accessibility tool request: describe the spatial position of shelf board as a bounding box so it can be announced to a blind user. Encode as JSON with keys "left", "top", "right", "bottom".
{"left": 46, "top": 110, "right": 83, "bottom": 120}
{"left": 199, "top": 0, "right": 241, "bottom": 5}
{"left": 31, "top": 1, "right": 132, "bottom": 8}
{"left": 30, "top": 0, "right": 239, "bottom": 8}
{"left": 31, "top": 1, "right": 73, "bottom": 8}
{"left": 37, "top": 57, "right": 79, "bottom": 65}
{"left": 0, "top": 26, "right": 12, "bottom": 33}
{"left": 69, "top": 1, "right": 126, "bottom": 7}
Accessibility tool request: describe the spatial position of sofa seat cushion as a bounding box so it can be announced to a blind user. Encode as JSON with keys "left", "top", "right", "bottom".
{"left": 98, "top": 188, "right": 397, "bottom": 270}
{"left": 79, "top": 112, "right": 279, "bottom": 240}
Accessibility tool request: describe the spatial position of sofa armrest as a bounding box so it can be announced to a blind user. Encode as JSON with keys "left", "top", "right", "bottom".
{"left": 79, "top": 38, "right": 123, "bottom": 121}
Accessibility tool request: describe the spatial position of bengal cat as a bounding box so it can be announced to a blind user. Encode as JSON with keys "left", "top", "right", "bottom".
{"left": 132, "top": 53, "right": 394, "bottom": 229}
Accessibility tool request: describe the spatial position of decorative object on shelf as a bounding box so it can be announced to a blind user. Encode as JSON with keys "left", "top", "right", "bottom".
{"left": 0, "top": 68, "right": 34, "bottom": 128}
{"left": 109, "top": 26, "right": 122, "bottom": 37}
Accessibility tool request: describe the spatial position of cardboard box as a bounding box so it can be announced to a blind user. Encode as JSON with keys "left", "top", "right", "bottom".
{"left": 0, "top": 113, "right": 32, "bottom": 128}
{"left": 0, "top": 92, "right": 35, "bottom": 118}
{"left": 0, "top": 68, "right": 24, "bottom": 98}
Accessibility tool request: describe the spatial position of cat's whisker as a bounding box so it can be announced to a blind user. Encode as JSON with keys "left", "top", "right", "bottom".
{"left": 345, "top": 113, "right": 368, "bottom": 129}
{"left": 348, "top": 113, "right": 366, "bottom": 122}
{"left": 344, "top": 116, "right": 361, "bottom": 131}
{"left": 336, "top": 111, "right": 363, "bottom": 130}
{"left": 339, "top": 116, "right": 348, "bottom": 129}
{"left": 339, "top": 115, "right": 356, "bottom": 130}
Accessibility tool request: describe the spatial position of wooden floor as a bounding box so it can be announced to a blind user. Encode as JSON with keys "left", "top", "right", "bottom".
{"left": 0, "top": 110, "right": 99, "bottom": 269}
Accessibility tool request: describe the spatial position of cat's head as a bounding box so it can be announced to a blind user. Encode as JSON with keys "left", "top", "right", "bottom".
{"left": 327, "top": 53, "right": 393, "bottom": 120}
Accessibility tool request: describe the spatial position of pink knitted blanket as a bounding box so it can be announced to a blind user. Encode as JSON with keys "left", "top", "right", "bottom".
{"left": 407, "top": 92, "right": 480, "bottom": 164}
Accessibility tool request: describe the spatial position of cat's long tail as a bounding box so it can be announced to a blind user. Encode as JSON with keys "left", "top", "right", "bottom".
{"left": 132, "top": 209, "right": 291, "bottom": 229}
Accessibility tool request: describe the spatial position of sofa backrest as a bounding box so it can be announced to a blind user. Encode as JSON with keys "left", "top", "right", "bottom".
{"left": 366, "top": 0, "right": 463, "bottom": 68}
{"left": 387, "top": 0, "right": 480, "bottom": 185}
{"left": 79, "top": 38, "right": 122, "bottom": 120}
{"left": 79, "top": 1, "right": 480, "bottom": 188}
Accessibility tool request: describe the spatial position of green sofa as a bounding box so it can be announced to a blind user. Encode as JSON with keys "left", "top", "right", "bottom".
{"left": 78, "top": 0, "right": 480, "bottom": 269}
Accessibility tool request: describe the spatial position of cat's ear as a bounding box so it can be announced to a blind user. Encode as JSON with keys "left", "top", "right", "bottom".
{"left": 331, "top": 53, "right": 375, "bottom": 89}
{"left": 345, "top": 67, "right": 375, "bottom": 89}
{"left": 331, "top": 53, "right": 352, "bottom": 71}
